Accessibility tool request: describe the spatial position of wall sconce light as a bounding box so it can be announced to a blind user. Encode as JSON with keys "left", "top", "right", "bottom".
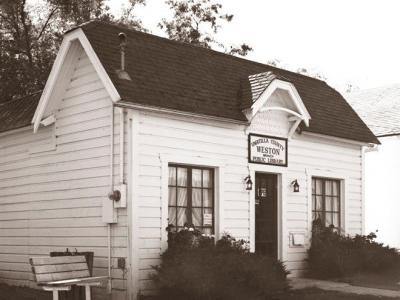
{"left": 291, "top": 180, "right": 300, "bottom": 192}
{"left": 244, "top": 175, "right": 253, "bottom": 191}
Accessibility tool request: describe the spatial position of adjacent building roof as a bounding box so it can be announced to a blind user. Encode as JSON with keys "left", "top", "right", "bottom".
{"left": 0, "top": 21, "right": 378, "bottom": 144}
{"left": 0, "top": 92, "right": 40, "bottom": 134}
{"left": 346, "top": 85, "right": 400, "bottom": 137}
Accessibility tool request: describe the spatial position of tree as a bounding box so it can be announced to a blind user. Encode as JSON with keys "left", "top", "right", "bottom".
{"left": 117, "top": 0, "right": 147, "bottom": 31}
{"left": 159, "top": 0, "right": 252, "bottom": 56}
{"left": 47, "top": 0, "right": 146, "bottom": 30}
{"left": 0, "top": 0, "right": 145, "bottom": 103}
{"left": 0, "top": 0, "right": 59, "bottom": 101}
{"left": 46, "top": 0, "right": 104, "bottom": 25}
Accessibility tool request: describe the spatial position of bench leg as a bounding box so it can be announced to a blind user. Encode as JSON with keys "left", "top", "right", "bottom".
{"left": 52, "top": 290, "right": 59, "bottom": 300}
{"left": 85, "top": 285, "right": 91, "bottom": 300}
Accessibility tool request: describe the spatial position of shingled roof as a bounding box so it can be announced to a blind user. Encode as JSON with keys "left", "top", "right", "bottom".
{"left": 0, "top": 21, "right": 378, "bottom": 144}
{"left": 346, "top": 85, "right": 400, "bottom": 137}
{"left": 240, "top": 71, "right": 291, "bottom": 109}
{"left": 0, "top": 92, "right": 41, "bottom": 134}
{"left": 79, "top": 21, "right": 377, "bottom": 144}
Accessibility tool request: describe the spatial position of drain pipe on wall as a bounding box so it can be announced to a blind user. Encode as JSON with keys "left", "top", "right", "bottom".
{"left": 107, "top": 104, "right": 115, "bottom": 294}
{"left": 119, "top": 107, "right": 125, "bottom": 184}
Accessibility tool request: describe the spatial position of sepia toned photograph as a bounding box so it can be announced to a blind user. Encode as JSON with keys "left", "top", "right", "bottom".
{"left": 0, "top": 0, "right": 399, "bottom": 299}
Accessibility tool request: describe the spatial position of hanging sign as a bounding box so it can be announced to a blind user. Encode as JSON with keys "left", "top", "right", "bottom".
{"left": 248, "top": 134, "right": 288, "bottom": 166}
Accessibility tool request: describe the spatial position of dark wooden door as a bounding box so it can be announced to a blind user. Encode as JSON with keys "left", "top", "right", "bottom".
{"left": 255, "top": 173, "right": 278, "bottom": 258}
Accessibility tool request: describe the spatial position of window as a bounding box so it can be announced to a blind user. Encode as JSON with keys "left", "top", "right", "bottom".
{"left": 168, "top": 165, "right": 214, "bottom": 234}
{"left": 312, "top": 177, "right": 341, "bottom": 229}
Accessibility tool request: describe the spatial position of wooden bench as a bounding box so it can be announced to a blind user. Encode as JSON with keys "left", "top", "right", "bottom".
{"left": 30, "top": 255, "right": 107, "bottom": 300}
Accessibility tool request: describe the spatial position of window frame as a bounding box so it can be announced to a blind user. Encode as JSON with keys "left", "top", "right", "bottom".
{"left": 312, "top": 177, "right": 341, "bottom": 229}
{"left": 168, "top": 163, "right": 215, "bottom": 233}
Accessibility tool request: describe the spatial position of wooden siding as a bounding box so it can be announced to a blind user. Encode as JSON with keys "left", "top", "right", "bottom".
{"left": 133, "top": 109, "right": 363, "bottom": 294}
{"left": 0, "top": 46, "right": 128, "bottom": 299}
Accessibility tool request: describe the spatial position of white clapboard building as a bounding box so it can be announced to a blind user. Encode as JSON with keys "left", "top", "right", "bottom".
{"left": 0, "top": 21, "right": 378, "bottom": 299}
{"left": 347, "top": 86, "right": 400, "bottom": 249}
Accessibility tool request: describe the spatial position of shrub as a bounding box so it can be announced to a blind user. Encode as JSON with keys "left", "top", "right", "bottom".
{"left": 153, "top": 226, "right": 289, "bottom": 300}
{"left": 308, "top": 219, "right": 400, "bottom": 279}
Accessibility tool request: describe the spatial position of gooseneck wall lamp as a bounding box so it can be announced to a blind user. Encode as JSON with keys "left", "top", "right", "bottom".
{"left": 244, "top": 175, "right": 253, "bottom": 191}
{"left": 291, "top": 179, "right": 300, "bottom": 192}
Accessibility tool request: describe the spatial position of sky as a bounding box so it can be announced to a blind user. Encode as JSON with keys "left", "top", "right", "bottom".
{"left": 107, "top": 0, "right": 400, "bottom": 93}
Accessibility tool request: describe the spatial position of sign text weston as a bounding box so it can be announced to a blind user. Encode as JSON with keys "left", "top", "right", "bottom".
{"left": 248, "top": 134, "right": 288, "bottom": 166}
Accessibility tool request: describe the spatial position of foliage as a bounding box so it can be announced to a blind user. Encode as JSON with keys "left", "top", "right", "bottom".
{"left": 159, "top": 0, "right": 252, "bottom": 56}
{"left": 0, "top": 0, "right": 145, "bottom": 103}
{"left": 0, "top": 0, "right": 57, "bottom": 101}
{"left": 308, "top": 219, "right": 400, "bottom": 279}
{"left": 117, "top": 0, "right": 147, "bottom": 31}
{"left": 153, "top": 227, "right": 289, "bottom": 300}
{"left": 46, "top": 0, "right": 105, "bottom": 25}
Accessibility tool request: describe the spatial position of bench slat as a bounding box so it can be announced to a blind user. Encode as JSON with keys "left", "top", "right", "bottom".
{"left": 34, "top": 263, "right": 88, "bottom": 274}
{"left": 36, "top": 270, "right": 90, "bottom": 283}
{"left": 30, "top": 256, "right": 86, "bottom": 266}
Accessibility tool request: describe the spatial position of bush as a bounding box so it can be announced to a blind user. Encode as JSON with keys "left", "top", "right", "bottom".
{"left": 153, "top": 226, "right": 289, "bottom": 300}
{"left": 308, "top": 219, "right": 400, "bottom": 279}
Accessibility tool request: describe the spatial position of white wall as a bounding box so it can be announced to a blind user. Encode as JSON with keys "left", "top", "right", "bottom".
{"left": 365, "top": 136, "right": 400, "bottom": 248}
{"left": 0, "top": 46, "right": 128, "bottom": 300}
{"left": 131, "top": 108, "right": 364, "bottom": 296}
